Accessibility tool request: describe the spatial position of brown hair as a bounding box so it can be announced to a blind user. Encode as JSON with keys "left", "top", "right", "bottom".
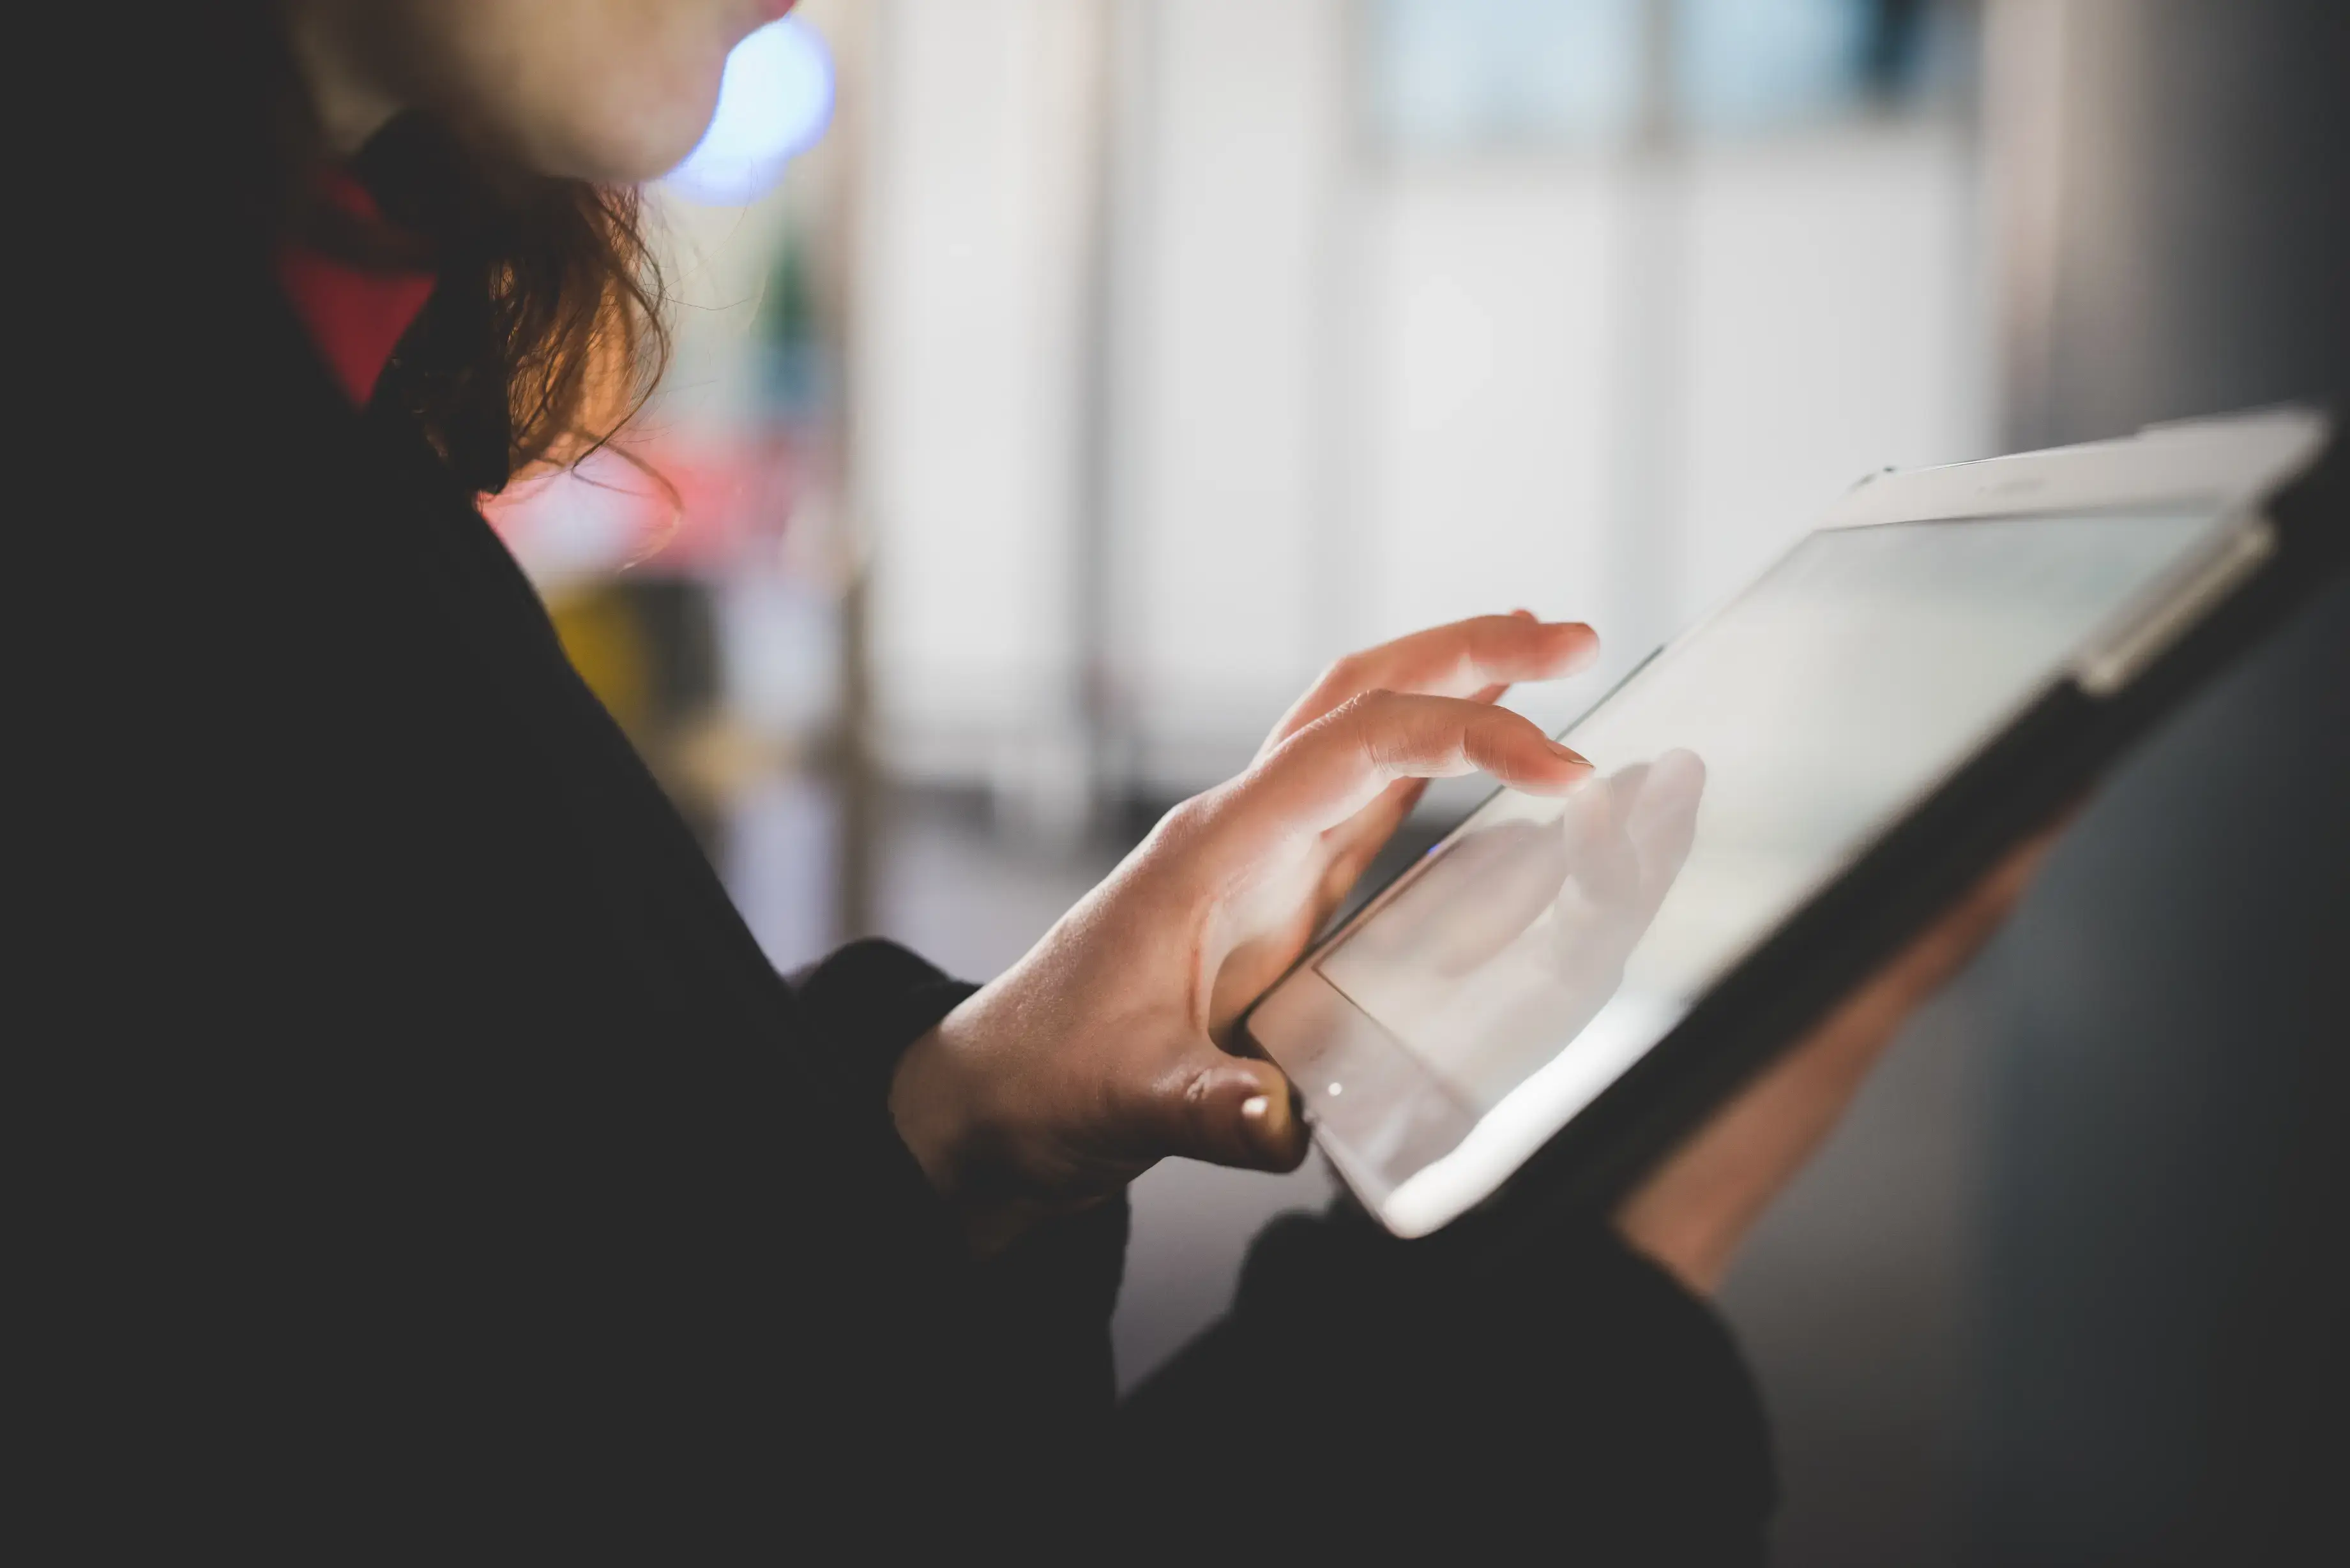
{"left": 266, "top": 22, "right": 668, "bottom": 495}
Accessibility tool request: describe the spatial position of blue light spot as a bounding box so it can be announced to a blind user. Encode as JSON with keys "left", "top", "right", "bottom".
{"left": 663, "top": 18, "right": 836, "bottom": 207}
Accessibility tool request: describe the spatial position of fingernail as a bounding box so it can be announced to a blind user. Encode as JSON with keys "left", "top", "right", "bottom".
{"left": 1549, "top": 740, "right": 1593, "bottom": 768}
{"left": 1241, "top": 1095, "right": 1271, "bottom": 1120}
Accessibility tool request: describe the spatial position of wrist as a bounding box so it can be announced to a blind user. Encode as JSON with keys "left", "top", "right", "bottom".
{"left": 886, "top": 1005, "right": 1045, "bottom": 1256}
{"left": 887, "top": 1020, "right": 978, "bottom": 1209}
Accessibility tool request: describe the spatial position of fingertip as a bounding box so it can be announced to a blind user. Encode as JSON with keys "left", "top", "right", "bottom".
{"left": 1550, "top": 619, "right": 1602, "bottom": 667}
{"left": 1508, "top": 617, "right": 1600, "bottom": 682}
{"left": 1482, "top": 714, "right": 1596, "bottom": 797}
{"left": 1172, "top": 1059, "right": 1306, "bottom": 1172}
{"left": 1238, "top": 1070, "right": 1307, "bottom": 1170}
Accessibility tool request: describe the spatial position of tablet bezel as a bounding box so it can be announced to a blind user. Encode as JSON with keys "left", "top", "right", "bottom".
{"left": 1241, "top": 407, "right": 2337, "bottom": 1238}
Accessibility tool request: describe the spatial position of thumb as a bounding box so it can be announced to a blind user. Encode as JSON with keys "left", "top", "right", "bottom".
{"left": 1140, "top": 1048, "right": 1308, "bottom": 1174}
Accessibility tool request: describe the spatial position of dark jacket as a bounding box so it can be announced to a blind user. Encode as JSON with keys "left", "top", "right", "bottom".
{"left": 34, "top": 94, "right": 1773, "bottom": 1562}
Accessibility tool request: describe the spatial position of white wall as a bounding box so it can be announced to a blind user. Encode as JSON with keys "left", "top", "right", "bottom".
{"left": 1676, "top": 123, "right": 1989, "bottom": 622}
{"left": 854, "top": 5, "right": 1987, "bottom": 805}
{"left": 856, "top": 0, "right": 1105, "bottom": 781}
{"left": 1109, "top": 0, "right": 1349, "bottom": 787}
{"left": 1346, "top": 121, "right": 1983, "bottom": 783}
{"left": 1355, "top": 164, "right": 1625, "bottom": 723}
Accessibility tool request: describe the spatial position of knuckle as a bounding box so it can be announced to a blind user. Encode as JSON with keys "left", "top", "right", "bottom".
{"left": 1340, "top": 688, "right": 1407, "bottom": 755}
{"left": 1464, "top": 707, "right": 1530, "bottom": 766}
{"left": 1144, "top": 787, "right": 1222, "bottom": 857}
{"left": 1469, "top": 608, "right": 1520, "bottom": 640}
{"left": 1180, "top": 1064, "right": 1241, "bottom": 1152}
{"left": 1467, "top": 612, "right": 1515, "bottom": 651}
{"left": 1323, "top": 686, "right": 1393, "bottom": 730}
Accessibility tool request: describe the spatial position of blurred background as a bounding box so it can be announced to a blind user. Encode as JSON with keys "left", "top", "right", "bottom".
{"left": 496, "top": 1, "right": 2346, "bottom": 1561}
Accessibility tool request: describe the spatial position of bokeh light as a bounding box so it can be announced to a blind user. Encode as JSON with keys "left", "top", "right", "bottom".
{"left": 663, "top": 18, "right": 836, "bottom": 206}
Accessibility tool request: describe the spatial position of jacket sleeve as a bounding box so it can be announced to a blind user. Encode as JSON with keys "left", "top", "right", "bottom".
{"left": 790, "top": 940, "right": 1134, "bottom": 1472}
{"left": 794, "top": 941, "right": 1773, "bottom": 1557}
{"left": 1116, "top": 1197, "right": 1777, "bottom": 1562}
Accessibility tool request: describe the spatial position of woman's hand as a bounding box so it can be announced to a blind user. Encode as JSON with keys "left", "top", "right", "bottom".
{"left": 888, "top": 613, "right": 1600, "bottom": 1254}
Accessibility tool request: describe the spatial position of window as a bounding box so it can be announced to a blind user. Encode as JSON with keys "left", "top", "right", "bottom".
{"left": 1365, "top": 0, "right": 1645, "bottom": 152}
{"left": 1365, "top": 0, "right": 1966, "bottom": 153}
{"left": 1678, "top": 0, "right": 1950, "bottom": 133}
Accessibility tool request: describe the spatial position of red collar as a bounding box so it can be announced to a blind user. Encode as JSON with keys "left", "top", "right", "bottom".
{"left": 275, "top": 168, "right": 437, "bottom": 408}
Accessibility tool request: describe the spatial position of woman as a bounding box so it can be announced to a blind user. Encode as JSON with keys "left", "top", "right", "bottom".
{"left": 66, "top": 1, "right": 2054, "bottom": 1555}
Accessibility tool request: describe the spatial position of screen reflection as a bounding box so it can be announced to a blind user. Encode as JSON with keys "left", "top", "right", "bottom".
{"left": 1318, "top": 507, "right": 2222, "bottom": 1123}
{"left": 1324, "top": 753, "right": 1704, "bottom": 1110}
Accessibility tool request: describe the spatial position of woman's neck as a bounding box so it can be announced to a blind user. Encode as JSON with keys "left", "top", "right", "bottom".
{"left": 280, "top": 1, "right": 407, "bottom": 155}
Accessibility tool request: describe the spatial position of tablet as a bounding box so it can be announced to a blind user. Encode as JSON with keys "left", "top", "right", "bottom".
{"left": 1242, "top": 407, "right": 2342, "bottom": 1238}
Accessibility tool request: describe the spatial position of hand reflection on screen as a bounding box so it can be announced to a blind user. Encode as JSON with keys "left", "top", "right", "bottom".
{"left": 1321, "top": 750, "right": 1706, "bottom": 1110}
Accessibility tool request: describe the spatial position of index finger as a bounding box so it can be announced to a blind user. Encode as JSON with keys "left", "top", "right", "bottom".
{"left": 1264, "top": 613, "right": 1600, "bottom": 753}
{"left": 1211, "top": 690, "right": 1593, "bottom": 866}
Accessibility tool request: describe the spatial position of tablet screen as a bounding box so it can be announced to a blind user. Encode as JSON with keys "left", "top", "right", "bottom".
{"left": 1317, "top": 508, "right": 2219, "bottom": 1124}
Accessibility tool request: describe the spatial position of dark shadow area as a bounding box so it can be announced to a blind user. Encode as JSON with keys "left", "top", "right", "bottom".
{"left": 1972, "top": 2, "right": 2348, "bottom": 1561}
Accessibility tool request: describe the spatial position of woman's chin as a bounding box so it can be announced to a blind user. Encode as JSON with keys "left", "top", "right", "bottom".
{"left": 526, "top": 84, "right": 724, "bottom": 185}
